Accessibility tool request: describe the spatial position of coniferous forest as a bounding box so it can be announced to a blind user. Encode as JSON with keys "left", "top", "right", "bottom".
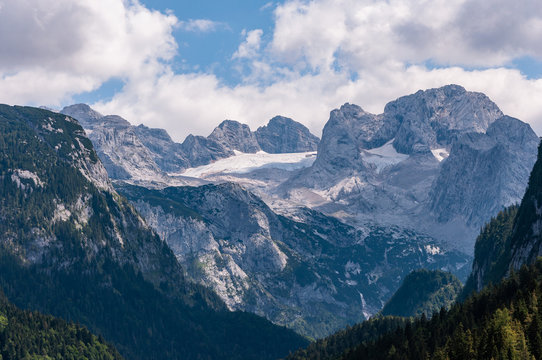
{"left": 289, "top": 260, "right": 542, "bottom": 359}
{"left": 0, "top": 292, "right": 123, "bottom": 360}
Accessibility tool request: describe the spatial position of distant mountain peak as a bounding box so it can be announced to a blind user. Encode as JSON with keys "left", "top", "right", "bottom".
{"left": 255, "top": 115, "right": 319, "bottom": 154}
{"left": 61, "top": 103, "right": 104, "bottom": 127}
{"left": 208, "top": 119, "right": 261, "bottom": 153}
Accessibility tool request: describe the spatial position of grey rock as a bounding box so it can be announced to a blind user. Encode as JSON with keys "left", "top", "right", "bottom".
{"left": 180, "top": 134, "right": 233, "bottom": 167}
{"left": 386, "top": 84, "right": 503, "bottom": 154}
{"left": 255, "top": 116, "right": 320, "bottom": 153}
{"left": 429, "top": 116, "right": 539, "bottom": 226}
{"left": 208, "top": 120, "right": 261, "bottom": 154}
{"left": 117, "top": 181, "right": 471, "bottom": 339}
{"left": 282, "top": 85, "right": 534, "bottom": 254}
{"left": 61, "top": 103, "right": 105, "bottom": 128}
{"left": 134, "top": 124, "right": 191, "bottom": 172}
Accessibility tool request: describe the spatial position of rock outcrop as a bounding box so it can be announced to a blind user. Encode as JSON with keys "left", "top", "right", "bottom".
{"left": 117, "top": 181, "right": 471, "bottom": 338}
{"left": 209, "top": 120, "right": 261, "bottom": 154}
{"left": 282, "top": 85, "right": 537, "bottom": 253}
{"left": 255, "top": 116, "right": 320, "bottom": 154}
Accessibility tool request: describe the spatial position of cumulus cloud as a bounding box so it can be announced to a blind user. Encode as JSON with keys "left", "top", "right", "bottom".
{"left": 0, "top": 0, "right": 177, "bottom": 105}
{"left": 1, "top": 0, "right": 542, "bottom": 141}
{"left": 178, "top": 19, "right": 228, "bottom": 32}
{"left": 233, "top": 29, "right": 264, "bottom": 59}
{"left": 270, "top": 0, "right": 542, "bottom": 70}
{"left": 94, "top": 64, "right": 542, "bottom": 141}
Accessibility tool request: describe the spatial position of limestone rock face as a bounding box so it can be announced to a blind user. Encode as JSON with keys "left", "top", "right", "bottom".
{"left": 255, "top": 116, "right": 320, "bottom": 154}
{"left": 386, "top": 84, "right": 503, "bottom": 154}
{"left": 282, "top": 85, "right": 536, "bottom": 253}
{"left": 62, "top": 105, "right": 320, "bottom": 184}
{"left": 60, "top": 103, "right": 104, "bottom": 127}
{"left": 134, "top": 124, "right": 190, "bottom": 172}
{"left": 117, "top": 181, "right": 471, "bottom": 339}
{"left": 208, "top": 120, "right": 261, "bottom": 154}
{"left": 429, "top": 116, "right": 539, "bottom": 227}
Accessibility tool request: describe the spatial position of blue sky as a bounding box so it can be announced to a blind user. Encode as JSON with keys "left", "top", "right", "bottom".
{"left": 140, "top": 0, "right": 277, "bottom": 83}
{"left": 0, "top": 0, "right": 541, "bottom": 140}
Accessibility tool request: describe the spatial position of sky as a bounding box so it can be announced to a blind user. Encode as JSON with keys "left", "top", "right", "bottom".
{"left": 0, "top": 0, "right": 542, "bottom": 142}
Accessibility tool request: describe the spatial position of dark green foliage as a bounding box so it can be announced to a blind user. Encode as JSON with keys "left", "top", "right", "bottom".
{"left": 505, "top": 141, "right": 542, "bottom": 266}
{"left": 286, "top": 317, "right": 409, "bottom": 360}
{"left": 291, "top": 260, "right": 542, "bottom": 360}
{"left": 0, "top": 105, "right": 308, "bottom": 359}
{"left": 380, "top": 269, "right": 462, "bottom": 318}
{"left": 461, "top": 141, "right": 542, "bottom": 299}
{"left": 461, "top": 205, "right": 518, "bottom": 299}
{"left": 0, "top": 292, "right": 122, "bottom": 360}
{"left": 0, "top": 252, "right": 308, "bottom": 360}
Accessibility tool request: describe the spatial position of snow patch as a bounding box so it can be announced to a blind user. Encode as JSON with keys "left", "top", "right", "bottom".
{"left": 177, "top": 151, "right": 317, "bottom": 178}
{"left": 431, "top": 148, "right": 449, "bottom": 162}
{"left": 363, "top": 139, "right": 409, "bottom": 173}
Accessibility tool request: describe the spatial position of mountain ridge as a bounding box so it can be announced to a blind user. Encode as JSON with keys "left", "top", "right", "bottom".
{"left": 0, "top": 104, "right": 308, "bottom": 359}
{"left": 61, "top": 104, "right": 320, "bottom": 183}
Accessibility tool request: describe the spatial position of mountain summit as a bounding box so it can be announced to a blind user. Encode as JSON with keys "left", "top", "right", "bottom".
{"left": 282, "top": 85, "right": 538, "bottom": 253}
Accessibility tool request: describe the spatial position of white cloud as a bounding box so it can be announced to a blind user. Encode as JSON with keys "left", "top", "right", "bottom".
{"left": 178, "top": 19, "right": 228, "bottom": 32}
{"left": 233, "top": 29, "right": 264, "bottom": 59}
{"left": 1, "top": 0, "right": 542, "bottom": 143}
{"left": 269, "top": 0, "right": 542, "bottom": 70}
{"left": 0, "top": 0, "right": 177, "bottom": 106}
{"left": 94, "top": 64, "right": 542, "bottom": 142}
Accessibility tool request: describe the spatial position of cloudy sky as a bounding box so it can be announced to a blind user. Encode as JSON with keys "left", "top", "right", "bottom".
{"left": 1, "top": 0, "right": 541, "bottom": 141}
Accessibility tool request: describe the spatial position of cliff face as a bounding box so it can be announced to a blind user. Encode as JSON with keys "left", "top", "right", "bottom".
{"left": 117, "top": 181, "right": 471, "bottom": 339}
{"left": 282, "top": 85, "right": 537, "bottom": 253}
{"left": 428, "top": 116, "right": 539, "bottom": 227}
{"left": 463, "top": 142, "right": 542, "bottom": 297}
{"left": 0, "top": 105, "right": 308, "bottom": 360}
{"left": 255, "top": 116, "right": 320, "bottom": 154}
{"left": 208, "top": 120, "right": 261, "bottom": 154}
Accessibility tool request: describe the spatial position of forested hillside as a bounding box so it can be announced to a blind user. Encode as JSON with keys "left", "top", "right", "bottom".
{"left": 0, "top": 292, "right": 122, "bottom": 360}
{"left": 289, "top": 260, "right": 542, "bottom": 359}
{"left": 0, "top": 105, "right": 307, "bottom": 360}
{"left": 380, "top": 269, "right": 462, "bottom": 318}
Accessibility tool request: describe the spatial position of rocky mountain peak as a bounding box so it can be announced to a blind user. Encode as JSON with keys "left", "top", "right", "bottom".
{"left": 100, "top": 115, "right": 131, "bottom": 127}
{"left": 136, "top": 124, "right": 174, "bottom": 142}
{"left": 208, "top": 120, "right": 261, "bottom": 154}
{"left": 387, "top": 84, "right": 503, "bottom": 154}
{"left": 61, "top": 103, "right": 104, "bottom": 128}
{"left": 255, "top": 115, "right": 320, "bottom": 154}
{"left": 285, "top": 85, "right": 535, "bottom": 255}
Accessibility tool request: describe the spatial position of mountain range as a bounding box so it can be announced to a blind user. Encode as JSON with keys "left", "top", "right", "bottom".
{"left": 0, "top": 105, "right": 307, "bottom": 359}
{"left": 57, "top": 84, "right": 539, "bottom": 338}
{"left": 1, "top": 83, "right": 539, "bottom": 359}
{"left": 282, "top": 85, "right": 538, "bottom": 253}
{"left": 116, "top": 181, "right": 468, "bottom": 338}
{"left": 60, "top": 104, "right": 319, "bottom": 183}
{"left": 288, "top": 124, "right": 542, "bottom": 360}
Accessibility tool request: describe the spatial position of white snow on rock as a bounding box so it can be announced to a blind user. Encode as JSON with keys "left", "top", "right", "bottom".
{"left": 362, "top": 140, "right": 409, "bottom": 173}
{"left": 177, "top": 151, "right": 317, "bottom": 178}
{"left": 431, "top": 148, "right": 450, "bottom": 162}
